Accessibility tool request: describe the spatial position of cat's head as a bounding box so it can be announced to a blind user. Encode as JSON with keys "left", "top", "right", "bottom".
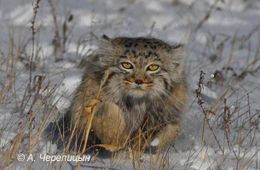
{"left": 90, "top": 36, "right": 185, "bottom": 99}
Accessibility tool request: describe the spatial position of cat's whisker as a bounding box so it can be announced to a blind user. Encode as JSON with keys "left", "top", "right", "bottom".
{"left": 156, "top": 87, "right": 186, "bottom": 108}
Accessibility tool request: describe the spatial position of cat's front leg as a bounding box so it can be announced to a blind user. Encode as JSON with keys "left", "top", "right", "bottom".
{"left": 150, "top": 123, "right": 180, "bottom": 152}
{"left": 92, "top": 102, "right": 130, "bottom": 152}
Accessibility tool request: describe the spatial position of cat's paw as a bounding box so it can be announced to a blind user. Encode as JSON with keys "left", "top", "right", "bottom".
{"left": 145, "top": 137, "right": 160, "bottom": 154}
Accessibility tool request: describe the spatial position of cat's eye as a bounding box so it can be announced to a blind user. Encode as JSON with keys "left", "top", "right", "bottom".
{"left": 121, "top": 62, "right": 133, "bottom": 69}
{"left": 147, "top": 64, "right": 160, "bottom": 72}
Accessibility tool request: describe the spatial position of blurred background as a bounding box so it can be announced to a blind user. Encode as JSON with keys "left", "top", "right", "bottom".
{"left": 0, "top": 0, "right": 260, "bottom": 169}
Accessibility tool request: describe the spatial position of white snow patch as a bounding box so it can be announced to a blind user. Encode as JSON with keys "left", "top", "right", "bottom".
{"left": 67, "top": 43, "right": 95, "bottom": 56}
{"left": 150, "top": 138, "right": 160, "bottom": 146}
{"left": 53, "top": 75, "right": 81, "bottom": 111}
{"left": 0, "top": 132, "right": 16, "bottom": 148}
{"left": 54, "top": 96, "right": 71, "bottom": 113}
{"left": 145, "top": 1, "right": 164, "bottom": 12}
{"left": 207, "top": 14, "right": 248, "bottom": 27}
{"left": 77, "top": 11, "right": 99, "bottom": 27}
{"left": 62, "top": 62, "right": 77, "bottom": 69}
{"left": 0, "top": 113, "right": 11, "bottom": 123}
{"left": 150, "top": 15, "right": 173, "bottom": 29}
{"left": 7, "top": 4, "right": 32, "bottom": 26}
{"left": 61, "top": 75, "right": 81, "bottom": 94}
{"left": 0, "top": 0, "right": 260, "bottom": 169}
{"left": 194, "top": 32, "right": 208, "bottom": 45}
{"left": 41, "top": 141, "right": 58, "bottom": 155}
{"left": 201, "top": 86, "right": 218, "bottom": 99}
{"left": 40, "top": 14, "right": 55, "bottom": 27}
{"left": 219, "top": 0, "right": 246, "bottom": 11}
{"left": 180, "top": 146, "right": 217, "bottom": 170}
{"left": 179, "top": 0, "right": 196, "bottom": 6}
{"left": 41, "top": 43, "right": 54, "bottom": 58}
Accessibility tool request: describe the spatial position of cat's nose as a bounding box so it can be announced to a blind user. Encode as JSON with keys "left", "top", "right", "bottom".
{"left": 135, "top": 79, "right": 143, "bottom": 85}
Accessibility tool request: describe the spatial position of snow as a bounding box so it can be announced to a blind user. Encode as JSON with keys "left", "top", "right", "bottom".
{"left": 0, "top": 0, "right": 260, "bottom": 169}
{"left": 7, "top": 4, "right": 33, "bottom": 26}
{"left": 0, "top": 131, "right": 16, "bottom": 148}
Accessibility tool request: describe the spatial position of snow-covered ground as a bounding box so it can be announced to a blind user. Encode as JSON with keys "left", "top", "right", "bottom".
{"left": 0, "top": 0, "right": 260, "bottom": 169}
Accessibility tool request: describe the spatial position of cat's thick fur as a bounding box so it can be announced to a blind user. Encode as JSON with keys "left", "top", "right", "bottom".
{"left": 60, "top": 36, "right": 188, "bottom": 153}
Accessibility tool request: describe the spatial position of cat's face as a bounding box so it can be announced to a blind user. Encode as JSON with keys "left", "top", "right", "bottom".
{"left": 96, "top": 37, "right": 185, "bottom": 100}
{"left": 117, "top": 52, "right": 165, "bottom": 98}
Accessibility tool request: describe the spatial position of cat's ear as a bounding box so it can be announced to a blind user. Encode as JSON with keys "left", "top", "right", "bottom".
{"left": 95, "top": 35, "right": 117, "bottom": 66}
{"left": 170, "top": 44, "right": 186, "bottom": 76}
{"left": 98, "top": 35, "right": 122, "bottom": 56}
{"left": 102, "top": 34, "right": 111, "bottom": 41}
{"left": 98, "top": 34, "right": 112, "bottom": 47}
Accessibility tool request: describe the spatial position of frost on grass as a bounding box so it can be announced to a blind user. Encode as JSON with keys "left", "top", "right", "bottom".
{"left": 0, "top": 0, "right": 260, "bottom": 169}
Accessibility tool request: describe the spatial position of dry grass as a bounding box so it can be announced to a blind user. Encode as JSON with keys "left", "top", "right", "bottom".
{"left": 0, "top": 0, "right": 259, "bottom": 170}
{"left": 190, "top": 20, "right": 260, "bottom": 169}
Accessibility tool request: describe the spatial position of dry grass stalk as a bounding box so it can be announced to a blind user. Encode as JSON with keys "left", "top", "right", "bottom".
{"left": 48, "top": 0, "right": 62, "bottom": 61}
{"left": 194, "top": 0, "right": 221, "bottom": 32}
{"left": 195, "top": 70, "right": 224, "bottom": 152}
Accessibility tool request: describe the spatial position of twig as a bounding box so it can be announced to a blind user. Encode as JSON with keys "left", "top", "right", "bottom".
{"left": 194, "top": 0, "right": 221, "bottom": 32}
{"left": 195, "top": 70, "right": 224, "bottom": 153}
{"left": 48, "top": 0, "right": 62, "bottom": 61}
{"left": 30, "top": 0, "right": 41, "bottom": 91}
